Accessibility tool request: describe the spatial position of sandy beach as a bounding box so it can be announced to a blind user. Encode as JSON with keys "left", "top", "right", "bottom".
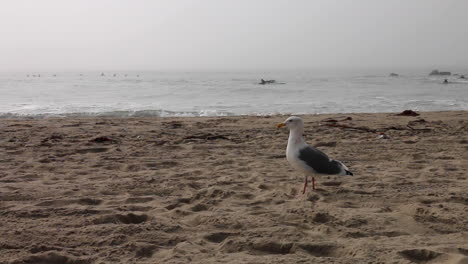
{"left": 0, "top": 111, "right": 467, "bottom": 264}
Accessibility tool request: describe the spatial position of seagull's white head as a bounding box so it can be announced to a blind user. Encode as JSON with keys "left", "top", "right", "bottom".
{"left": 276, "top": 116, "right": 304, "bottom": 130}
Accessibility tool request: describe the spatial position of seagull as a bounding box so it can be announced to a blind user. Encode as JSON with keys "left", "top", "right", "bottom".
{"left": 277, "top": 116, "right": 353, "bottom": 194}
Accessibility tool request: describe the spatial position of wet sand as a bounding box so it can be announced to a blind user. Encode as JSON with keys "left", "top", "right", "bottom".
{"left": 0, "top": 111, "right": 467, "bottom": 263}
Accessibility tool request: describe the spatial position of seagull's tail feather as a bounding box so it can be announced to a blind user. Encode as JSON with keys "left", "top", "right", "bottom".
{"left": 336, "top": 159, "right": 353, "bottom": 176}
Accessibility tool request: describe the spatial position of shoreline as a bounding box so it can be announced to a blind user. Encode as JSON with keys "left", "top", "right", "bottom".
{"left": 1, "top": 111, "right": 467, "bottom": 263}
{"left": 1, "top": 109, "right": 467, "bottom": 120}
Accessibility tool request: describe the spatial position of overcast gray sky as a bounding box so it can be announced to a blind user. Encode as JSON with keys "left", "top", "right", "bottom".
{"left": 1, "top": 0, "right": 467, "bottom": 71}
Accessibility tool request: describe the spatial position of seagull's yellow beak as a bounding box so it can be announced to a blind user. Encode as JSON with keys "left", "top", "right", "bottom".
{"left": 276, "top": 123, "right": 286, "bottom": 128}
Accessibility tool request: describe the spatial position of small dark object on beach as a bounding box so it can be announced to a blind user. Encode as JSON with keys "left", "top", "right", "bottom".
{"left": 321, "top": 118, "right": 338, "bottom": 123}
{"left": 321, "top": 117, "right": 352, "bottom": 123}
{"left": 396, "top": 110, "right": 420, "bottom": 117}
{"left": 91, "top": 136, "right": 117, "bottom": 143}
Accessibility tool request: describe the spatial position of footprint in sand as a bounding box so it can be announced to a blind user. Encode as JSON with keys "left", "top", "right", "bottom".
{"left": 17, "top": 252, "right": 91, "bottom": 264}
{"left": 203, "top": 232, "right": 237, "bottom": 243}
{"left": 399, "top": 249, "right": 442, "bottom": 262}
{"left": 92, "top": 213, "right": 148, "bottom": 225}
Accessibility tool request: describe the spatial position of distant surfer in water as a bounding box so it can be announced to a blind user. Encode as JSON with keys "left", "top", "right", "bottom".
{"left": 259, "top": 79, "right": 276, "bottom": 85}
{"left": 443, "top": 79, "right": 449, "bottom": 84}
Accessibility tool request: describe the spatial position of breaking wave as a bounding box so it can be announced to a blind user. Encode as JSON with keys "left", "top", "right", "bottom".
{"left": 0, "top": 109, "right": 237, "bottom": 119}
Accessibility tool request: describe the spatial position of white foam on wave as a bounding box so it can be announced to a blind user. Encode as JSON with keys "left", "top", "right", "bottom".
{"left": 0, "top": 109, "right": 238, "bottom": 119}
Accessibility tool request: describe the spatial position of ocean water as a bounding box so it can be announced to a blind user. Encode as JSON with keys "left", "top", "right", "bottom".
{"left": 1, "top": 70, "right": 467, "bottom": 118}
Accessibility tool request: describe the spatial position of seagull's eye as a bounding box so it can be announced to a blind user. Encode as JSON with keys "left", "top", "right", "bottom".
{"left": 288, "top": 120, "right": 292, "bottom": 122}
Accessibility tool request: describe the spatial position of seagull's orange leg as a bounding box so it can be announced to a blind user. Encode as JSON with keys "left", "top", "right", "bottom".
{"left": 302, "top": 175, "right": 308, "bottom": 194}
{"left": 312, "top": 177, "right": 316, "bottom": 190}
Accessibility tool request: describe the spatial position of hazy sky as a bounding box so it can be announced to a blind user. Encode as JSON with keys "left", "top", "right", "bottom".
{"left": 1, "top": 0, "right": 467, "bottom": 71}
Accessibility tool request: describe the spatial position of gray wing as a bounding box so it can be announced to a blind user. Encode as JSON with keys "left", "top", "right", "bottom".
{"left": 298, "top": 145, "right": 343, "bottom": 174}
